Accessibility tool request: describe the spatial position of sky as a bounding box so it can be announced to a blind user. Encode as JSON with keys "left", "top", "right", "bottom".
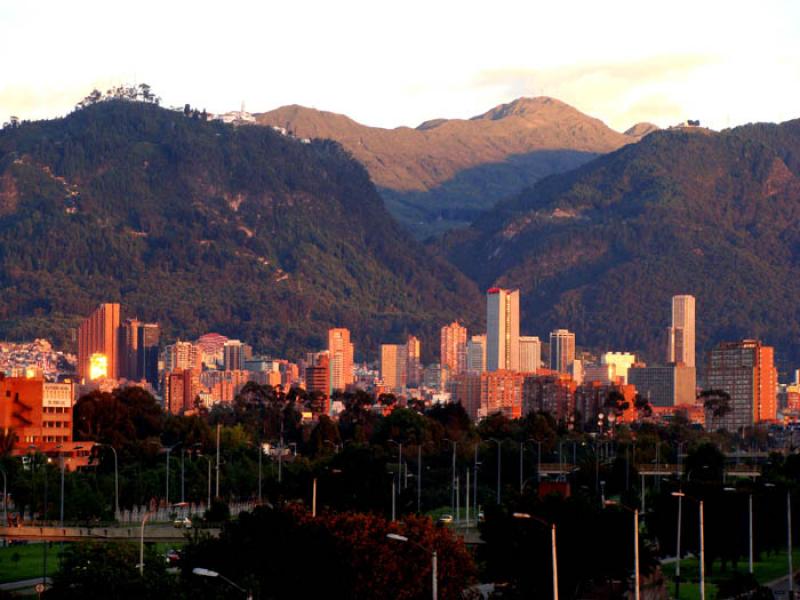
{"left": 2, "top": 0, "right": 799, "bottom": 131}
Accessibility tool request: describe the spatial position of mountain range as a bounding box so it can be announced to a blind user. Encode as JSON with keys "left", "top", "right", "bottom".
{"left": 0, "top": 100, "right": 481, "bottom": 359}
{"left": 256, "top": 98, "right": 651, "bottom": 238}
{"left": 440, "top": 120, "right": 800, "bottom": 369}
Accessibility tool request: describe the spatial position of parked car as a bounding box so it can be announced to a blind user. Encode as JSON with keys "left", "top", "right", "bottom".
{"left": 437, "top": 514, "right": 454, "bottom": 525}
{"left": 173, "top": 516, "right": 192, "bottom": 529}
{"left": 165, "top": 549, "right": 182, "bottom": 565}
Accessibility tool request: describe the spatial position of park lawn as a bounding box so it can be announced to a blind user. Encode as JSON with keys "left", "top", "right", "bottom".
{"left": 0, "top": 542, "right": 184, "bottom": 584}
{"left": 0, "top": 543, "right": 62, "bottom": 583}
{"left": 666, "top": 547, "right": 800, "bottom": 599}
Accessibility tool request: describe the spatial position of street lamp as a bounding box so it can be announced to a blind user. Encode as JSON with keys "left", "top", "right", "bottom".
{"left": 388, "top": 440, "right": 403, "bottom": 517}
{"left": 672, "top": 492, "right": 704, "bottom": 600}
{"left": 513, "top": 513, "right": 558, "bottom": 600}
{"left": 723, "top": 487, "right": 753, "bottom": 574}
{"left": 164, "top": 442, "right": 181, "bottom": 507}
{"left": 489, "top": 438, "right": 502, "bottom": 504}
{"left": 96, "top": 443, "right": 119, "bottom": 518}
{"left": 604, "top": 500, "right": 640, "bottom": 600}
{"left": 386, "top": 533, "right": 437, "bottom": 600}
{"left": 0, "top": 465, "right": 6, "bottom": 526}
{"left": 192, "top": 567, "right": 253, "bottom": 599}
{"left": 443, "top": 439, "right": 456, "bottom": 516}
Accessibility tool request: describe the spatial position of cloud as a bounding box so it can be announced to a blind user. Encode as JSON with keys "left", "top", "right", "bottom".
{"left": 472, "top": 54, "right": 720, "bottom": 129}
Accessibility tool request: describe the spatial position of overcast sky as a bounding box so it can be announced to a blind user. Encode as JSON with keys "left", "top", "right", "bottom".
{"left": 2, "top": 0, "right": 799, "bottom": 131}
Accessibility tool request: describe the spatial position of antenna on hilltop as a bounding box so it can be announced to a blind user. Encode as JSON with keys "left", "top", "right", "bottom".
{"left": 241, "top": 100, "right": 245, "bottom": 120}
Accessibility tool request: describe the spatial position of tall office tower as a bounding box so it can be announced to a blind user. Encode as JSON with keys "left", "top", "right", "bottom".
{"left": 119, "top": 318, "right": 141, "bottom": 380}
{"left": 440, "top": 321, "right": 468, "bottom": 375}
{"left": 601, "top": 352, "right": 637, "bottom": 384}
{"left": 223, "top": 339, "right": 249, "bottom": 371}
{"left": 78, "top": 303, "right": 121, "bottom": 382}
{"left": 549, "top": 329, "right": 575, "bottom": 374}
{"left": 137, "top": 323, "right": 160, "bottom": 389}
{"left": 667, "top": 295, "right": 696, "bottom": 367}
{"left": 518, "top": 336, "right": 542, "bottom": 373}
{"left": 405, "top": 335, "right": 422, "bottom": 387}
{"left": 164, "top": 340, "right": 202, "bottom": 372}
{"left": 486, "top": 288, "right": 520, "bottom": 371}
{"left": 328, "top": 328, "right": 354, "bottom": 395}
{"left": 381, "top": 344, "right": 408, "bottom": 393}
{"left": 466, "top": 334, "right": 487, "bottom": 374}
{"left": 707, "top": 340, "right": 777, "bottom": 431}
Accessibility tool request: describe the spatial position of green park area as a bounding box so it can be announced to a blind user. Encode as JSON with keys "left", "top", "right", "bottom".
{"left": 666, "top": 548, "right": 800, "bottom": 599}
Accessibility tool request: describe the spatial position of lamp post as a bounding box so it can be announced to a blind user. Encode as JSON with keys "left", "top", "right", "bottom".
{"left": 165, "top": 443, "right": 181, "bottom": 507}
{"left": 604, "top": 501, "right": 639, "bottom": 600}
{"left": 387, "top": 533, "right": 437, "bottom": 600}
{"left": 0, "top": 466, "right": 6, "bottom": 526}
{"left": 672, "top": 492, "right": 704, "bottom": 600}
{"left": 388, "top": 440, "right": 402, "bottom": 517}
{"left": 723, "top": 487, "right": 753, "bottom": 575}
{"left": 199, "top": 455, "right": 212, "bottom": 509}
{"left": 139, "top": 509, "right": 156, "bottom": 576}
{"left": 788, "top": 491, "right": 794, "bottom": 600}
{"left": 489, "top": 438, "right": 502, "bottom": 504}
{"left": 443, "top": 440, "right": 456, "bottom": 515}
{"left": 193, "top": 567, "right": 253, "bottom": 600}
{"left": 417, "top": 444, "right": 422, "bottom": 513}
{"left": 513, "top": 512, "right": 558, "bottom": 600}
{"left": 97, "top": 444, "right": 119, "bottom": 518}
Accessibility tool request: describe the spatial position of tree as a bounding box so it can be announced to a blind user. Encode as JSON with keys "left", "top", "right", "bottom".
{"left": 700, "top": 389, "right": 732, "bottom": 430}
{"left": 48, "top": 541, "right": 177, "bottom": 599}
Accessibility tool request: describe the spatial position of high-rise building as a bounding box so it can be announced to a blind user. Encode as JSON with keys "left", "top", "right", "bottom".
{"left": 486, "top": 288, "right": 520, "bottom": 372}
{"left": 164, "top": 341, "right": 202, "bottom": 372}
{"left": 519, "top": 336, "right": 541, "bottom": 373}
{"left": 405, "top": 335, "right": 422, "bottom": 387}
{"left": 163, "top": 368, "right": 201, "bottom": 415}
{"left": 628, "top": 364, "right": 696, "bottom": 407}
{"left": 137, "top": 323, "right": 160, "bottom": 389}
{"left": 119, "top": 318, "right": 140, "bottom": 381}
{"left": 223, "top": 340, "right": 251, "bottom": 371}
{"left": 381, "top": 344, "right": 407, "bottom": 393}
{"left": 77, "top": 303, "right": 121, "bottom": 382}
{"left": 452, "top": 371, "right": 525, "bottom": 420}
{"left": 707, "top": 340, "right": 777, "bottom": 431}
{"left": 600, "top": 352, "right": 637, "bottom": 384}
{"left": 440, "top": 322, "right": 468, "bottom": 375}
{"left": 668, "top": 295, "right": 696, "bottom": 367}
{"left": 549, "top": 329, "right": 575, "bottom": 374}
{"left": 328, "top": 328, "right": 354, "bottom": 395}
{"left": 466, "top": 334, "right": 487, "bottom": 374}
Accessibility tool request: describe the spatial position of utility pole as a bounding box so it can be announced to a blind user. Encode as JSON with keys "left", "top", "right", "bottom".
{"left": 215, "top": 423, "right": 221, "bottom": 498}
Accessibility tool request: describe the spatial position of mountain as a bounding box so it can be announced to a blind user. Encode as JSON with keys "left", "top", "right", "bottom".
{"left": 0, "top": 100, "right": 482, "bottom": 358}
{"left": 440, "top": 120, "right": 800, "bottom": 369}
{"left": 256, "top": 98, "right": 640, "bottom": 238}
{"left": 624, "top": 122, "right": 660, "bottom": 137}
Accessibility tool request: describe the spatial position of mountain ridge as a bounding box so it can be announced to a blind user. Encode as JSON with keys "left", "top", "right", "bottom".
{"left": 255, "top": 97, "right": 645, "bottom": 237}
{"left": 440, "top": 119, "right": 800, "bottom": 369}
{"left": 0, "top": 100, "right": 482, "bottom": 359}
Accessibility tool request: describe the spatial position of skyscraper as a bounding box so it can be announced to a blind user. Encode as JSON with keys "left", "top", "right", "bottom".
{"left": 549, "top": 329, "right": 575, "bottom": 374}
{"left": 486, "top": 288, "right": 520, "bottom": 372}
{"left": 707, "top": 340, "right": 777, "bottom": 431}
{"left": 518, "top": 336, "right": 541, "bottom": 373}
{"left": 328, "top": 328, "right": 354, "bottom": 395}
{"left": 138, "top": 323, "right": 160, "bottom": 389}
{"left": 223, "top": 340, "right": 251, "bottom": 371}
{"left": 381, "top": 343, "right": 407, "bottom": 393}
{"left": 77, "top": 303, "right": 121, "bottom": 381}
{"left": 119, "top": 318, "right": 140, "bottom": 380}
{"left": 668, "top": 295, "right": 696, "bottom": 367}
{"left": 405, "top": 335, "right": 422, "bottom": 387}
{"left": 440, "top": 322, "right": 468, "bottom": 375}
{"left": 466, "top": 334, "right": 487, "bottom": 374}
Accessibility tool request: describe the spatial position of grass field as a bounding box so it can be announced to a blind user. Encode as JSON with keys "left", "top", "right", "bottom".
{"left": 666, "top": 548, "right": 800, "bottom": 599}
{"left": 0, "top": 543, "right": 62, "bottom": 583}
{"left": 0, "top": 542, "right": 183, "bottom": 584}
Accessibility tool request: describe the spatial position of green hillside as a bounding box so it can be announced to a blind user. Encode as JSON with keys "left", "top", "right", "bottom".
{"left": 0, "top": 100, "right": 482, "bottom": 358}
{"left": 441, "top": 123, "right": 800, "bottom": 370}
